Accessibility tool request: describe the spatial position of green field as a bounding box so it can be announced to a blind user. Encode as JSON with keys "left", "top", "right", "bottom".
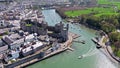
{"left": 98, "top": 0, "right": 120, "bottom": 8}
{"left": 65, "top": 7, "right": 117, "bottom": 17}
{"left": 65, "top": 9, "right": 91, "bottom": 17}
{"left": 65, "top": 0, "right": 120, "bottom": 17}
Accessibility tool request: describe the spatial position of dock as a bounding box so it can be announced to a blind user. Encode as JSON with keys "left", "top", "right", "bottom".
{"left": 91, "top": 38, "right": 98, "bottom": 43}
{"left": 69, "top": 32, "right": 81, "bottom": 39}
{"left": 91, "top": 38, "right": 102, "bottom": 48}
{"left": 73, "top": 40, "right": 85, "bottom": 44}
{"left": 91, "top": 38, "right": 101, "bottom": 45}
{"left": 67, "top": 47, "right": 74, "bottom": 51}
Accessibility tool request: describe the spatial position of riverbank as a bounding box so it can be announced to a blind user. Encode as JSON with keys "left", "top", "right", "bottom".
{"left": 92, "top": 36, "right": 120, "bottom": 63}
{"left": 56, "top": 8, "right": 120, "bottom": 63}
{"left": 27, "top": 9, "right": 118, "bottom": 68}
{"left": 55, "top": 8, "right": 101, "bottom": 31}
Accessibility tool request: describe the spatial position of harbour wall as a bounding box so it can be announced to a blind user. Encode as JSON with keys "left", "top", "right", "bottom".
{"left": 4, "top": 52, "right": 40, "bottom": 68}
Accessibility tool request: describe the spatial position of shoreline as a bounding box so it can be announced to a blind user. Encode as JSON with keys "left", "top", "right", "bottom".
{"left": 55, "top": 8, "right": 100, "bottom": 31}
{"left": 55, "top": 8, "right": 120, "bottom": 64}
{"left": 92, "top": 36, "right": 120, "bottom": 63}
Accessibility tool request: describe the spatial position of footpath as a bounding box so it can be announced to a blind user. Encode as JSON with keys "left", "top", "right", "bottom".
{"left": 94, "top": 36, "right": 120, "bottom": 63}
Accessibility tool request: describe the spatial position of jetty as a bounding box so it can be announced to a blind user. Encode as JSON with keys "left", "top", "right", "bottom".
{"left": 68, "top": 32, "right": 81, "bottom": 39}
{"left": 73, "top": 40, "right": 85, "bottom": 44}
{"left": 67, "top": 47, "right": 74, "bottom": 51}
{"left": 91, "top": 38, "right": 102, "bottom": 48}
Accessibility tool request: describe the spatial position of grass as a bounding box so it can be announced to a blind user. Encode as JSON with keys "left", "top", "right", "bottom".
{"left": 0, "top": 36, "right": 2, "bottom": 39}
{"left": 65, "top": 9, "right": 91, "bottom": 17}
{"left": 111, "top": 45, "right": 120, "bottom": 57}
{"left": 65, "top": 7, "right": 116, "bottom": 17}
{"left": 26, "top": 24, "right": 32, "bottom": 27}
{"left": 116, "top": 50, "right": 120, "bottom": 57}
{"left": 94, "top": 13, "right": 118, "bottom": 17}
{"left": 102, "top": 37, "right": 107, "bottom": 43}
{"left": 97, "top": 0, "right": 111, "bottom": 4}
{"left": 64, "top": 0, "right": 120, "bottom": 17}
{"left": 111, "top": 45, "right": 115, "bottom": 51}
{"left": 97, "top": 0, "right": 120, "bottom": 8}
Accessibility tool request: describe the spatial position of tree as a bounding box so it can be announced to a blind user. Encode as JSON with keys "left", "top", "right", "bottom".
{"left": 112, "top": 19, "right": 119, "bottom": 28}
{"left": 109, "top": 31, "right": 120, "bottom": 43}
{"left": 114, "top": 41, "right": 120, "bottom": 56}
{"left": 86, "top": 16, "right": 101, "bottom": 29}
{"left": 101, "top": 23, "right": 115, "bottom": 33}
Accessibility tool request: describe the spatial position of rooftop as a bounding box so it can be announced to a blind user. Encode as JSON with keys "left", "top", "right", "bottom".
{"left": 22, "top": 41, "right": 43, "bottom": 53}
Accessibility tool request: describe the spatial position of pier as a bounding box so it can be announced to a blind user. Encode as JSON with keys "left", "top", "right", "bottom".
{"left": 67, "top": 47, "right": 74, "bottom": 51}
{"left": 68, "top": 32, "right": 81, "bottom": 39}
{"left": 73, "top": 40, "right": 85, "bottom": 44}
{"left": 91, "top": 38, "right": 102, "bottom": 48}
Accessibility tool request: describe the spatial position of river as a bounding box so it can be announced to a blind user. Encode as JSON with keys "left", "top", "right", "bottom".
{"left": 27, "top": 9, "right": 118, "bottom": 68}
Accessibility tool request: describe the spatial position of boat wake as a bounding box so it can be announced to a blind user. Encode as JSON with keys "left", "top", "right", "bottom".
{"left": 79, "top": 46, "right": 98, "bottom": 58}
{"left": 83, "top": 50, "right": 98, "bottom": 58}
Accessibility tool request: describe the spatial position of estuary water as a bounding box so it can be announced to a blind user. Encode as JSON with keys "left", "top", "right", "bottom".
{"left": 27, "top": 9, "right": 118, "bottom": 68}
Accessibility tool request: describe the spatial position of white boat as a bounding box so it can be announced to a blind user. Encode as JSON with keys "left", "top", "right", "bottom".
{"left": 78, "top": 55, "right": 83, "bottom": 59}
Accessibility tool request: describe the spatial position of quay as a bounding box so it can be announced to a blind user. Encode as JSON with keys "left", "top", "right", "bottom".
{"left": 73, "top": 40, "right": 85, "bottom": 44}
{"left": 17, "top": 47, "right": 68, "bottom": 68}
{"left": 4, "top": 32, "right": 80, "bottom": 68}
{"left": 69, "top": 32, "right": 81, "bottom": 39}
{"left": 67, "top": 47, "right": 74, "bottom": 51}
{"left": 20, "top": 32, "right": 78, "bottom": 68}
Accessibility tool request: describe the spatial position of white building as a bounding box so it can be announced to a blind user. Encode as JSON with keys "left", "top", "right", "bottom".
{"left": 0, "top": 20, "right": 10, "bottom": 28}
{"left": 2, "top": 33, "right": 36, "bottom": 49}
{"left": 22, "top": 41, "right": 43, "bottom": 56}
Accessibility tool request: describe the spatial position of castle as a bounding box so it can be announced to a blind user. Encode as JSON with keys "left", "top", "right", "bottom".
{"left": 20, "top": 19, "right": 69, "bottom": 42}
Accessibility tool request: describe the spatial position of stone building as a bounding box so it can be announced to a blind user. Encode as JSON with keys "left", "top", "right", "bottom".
{"left": 48, "top": 22, "right": 69, "bottom": 42}
{"left": 20, "top": 19, "right": 48, "bottom": 35}
{"left": 20, "top": 19, "right": 69, "bottom": 42}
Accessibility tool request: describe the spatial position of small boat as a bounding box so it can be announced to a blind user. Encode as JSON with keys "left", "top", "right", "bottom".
{"left": 78, "top": 55, "right": 83, "bottom": 59}
{"left": 96, "top": 45, "right": 102, "bottom": 49}
{"left": 81, "top": 40, "right": 85, "bottom": 44}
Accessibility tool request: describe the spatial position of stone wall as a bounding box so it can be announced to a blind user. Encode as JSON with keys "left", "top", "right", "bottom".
{"left": 4, "top": 52, "right": 41, "bottom": 68}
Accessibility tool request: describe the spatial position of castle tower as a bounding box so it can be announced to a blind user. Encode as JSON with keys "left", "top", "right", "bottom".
{"left": 60, "top": 24, "right": 69, "bottom": 42}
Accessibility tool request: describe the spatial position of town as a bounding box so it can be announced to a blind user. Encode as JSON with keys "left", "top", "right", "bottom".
{"left": 1, "top": 0, "right": 120, "bottom": 68}
{"left": 0, "top": 0, "right": 81, "bottom": 68}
